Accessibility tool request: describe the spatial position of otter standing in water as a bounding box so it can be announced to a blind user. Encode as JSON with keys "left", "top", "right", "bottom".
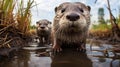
{"left": 52, "top": 2, "right": 91, "bottom": 52}
{"left": 36, "top": 19, "right": 51, "bottom": 45}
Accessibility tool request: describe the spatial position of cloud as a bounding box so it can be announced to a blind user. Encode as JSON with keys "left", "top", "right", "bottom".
{"left": 90, "top": 0, "right": 120, "bottom": 22}
{"left": 30, "top": 0, "right": 119, "bottom": 25}
{"left": 31, "top": 0, "right": 88, "bottom": 25}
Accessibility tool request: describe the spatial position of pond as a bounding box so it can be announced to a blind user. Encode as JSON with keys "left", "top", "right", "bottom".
{"left": 0, "top": 39, "right": 120, "bottom": 67}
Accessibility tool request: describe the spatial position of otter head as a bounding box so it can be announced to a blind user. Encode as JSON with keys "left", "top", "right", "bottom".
{"left": 54, "top": 2, "right": 91, "bottom": 32}
{"left": 36, "top": 19, "right": 51, "bottom": 31}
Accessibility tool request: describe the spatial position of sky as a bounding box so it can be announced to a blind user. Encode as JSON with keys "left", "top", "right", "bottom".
{"left": 29, "top": 0, "right": 120, "bottom": 25}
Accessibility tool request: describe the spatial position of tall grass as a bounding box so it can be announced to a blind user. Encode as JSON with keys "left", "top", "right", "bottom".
{"left": 16, "top": 0, "right": 34, "bottom": 35}
{"left": 0, "top": 0, "right": 15, "bottom": 25}
{"left": 0, "top": 0, "right": 34, "bottom": 35}
{"left": 91, "top": 23, "right": 110, "bottom": 31}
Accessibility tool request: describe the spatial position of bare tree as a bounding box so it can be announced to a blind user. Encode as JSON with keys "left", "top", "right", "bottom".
{"left": 95, "top": 0, "right": 120, "bottom": 42}
{"left": 107, "top": 0, "right": 120, "bottom": 41}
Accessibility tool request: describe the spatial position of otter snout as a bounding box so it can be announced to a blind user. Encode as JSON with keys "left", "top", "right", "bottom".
{"left": 66, "top": 13, "right": 80, "bottom": 21}
{"left": 40, "top": 25, "right": 45, "bottom": 29}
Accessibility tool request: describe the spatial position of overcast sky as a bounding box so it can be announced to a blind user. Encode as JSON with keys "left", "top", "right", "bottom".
{"left": 30, "top": 0, "right": 120, "bottom": 25}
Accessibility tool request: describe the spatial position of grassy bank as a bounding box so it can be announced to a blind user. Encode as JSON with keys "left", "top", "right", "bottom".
{"left": 0, "top": 0, "right": 34, "bottom": 56}
{"left": 89, "top": 22, "right": 120, "bottom": 40}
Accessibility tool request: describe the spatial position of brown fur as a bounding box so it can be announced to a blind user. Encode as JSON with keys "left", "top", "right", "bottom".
{"left": 52, "top": 2, "right": 91, "bottom": 52}
{"left": 36, "top": 19, "right": 51, "bottom": 44}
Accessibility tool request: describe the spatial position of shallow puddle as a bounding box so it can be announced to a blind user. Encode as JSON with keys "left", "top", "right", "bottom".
{"left": 0, "top": 40, "right": 120, "bottom": 67}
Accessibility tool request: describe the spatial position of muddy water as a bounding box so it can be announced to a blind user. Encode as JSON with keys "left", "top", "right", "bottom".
{"left": 0, "top": 40, "right": 120, "bottom": 67}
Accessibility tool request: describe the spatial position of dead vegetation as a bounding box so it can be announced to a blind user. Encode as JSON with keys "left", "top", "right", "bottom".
{"left": 89, "top": 0, "right": 120, "bottom": 43}
{"left": 0, "top": 0, "right": 34, "bottom": 56}
{"left": 89, "top": 29, "right": 111, "bottom": 40}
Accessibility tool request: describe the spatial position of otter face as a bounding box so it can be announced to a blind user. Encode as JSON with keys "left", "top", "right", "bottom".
{"left": 36, "top": 19, "right": 51, "bottom": 31}
{"left": 54, "top": 2, "right": 91, "bottom": 31}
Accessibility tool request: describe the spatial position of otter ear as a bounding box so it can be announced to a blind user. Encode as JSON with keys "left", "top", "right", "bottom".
{"left": 87, "top": 6, "right": 91, "bottom": 11}
{"left": 55, "top": 7, "right": 58, "bottom": 13}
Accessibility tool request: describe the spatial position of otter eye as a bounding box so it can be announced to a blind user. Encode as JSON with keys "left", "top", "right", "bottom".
{"left": 61, "top": 8, "right": 65, "bottom": 13}
{"left": 45, "top": 23, "right": 48, "bottom": 25}
{"left": 79, "top": 8, "right": 84, "bottom": 13}
{"left": 39, "top": 23, "right": 41, "bottom": 25}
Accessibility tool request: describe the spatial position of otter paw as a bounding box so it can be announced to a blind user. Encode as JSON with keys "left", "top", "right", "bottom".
{"left": 77, "top": 48, "right": 86, "bottom": 53}
{"left": 52, "top": 45, "right": 62, "bottom": 52}
{"left": 80, "top": 49, "right": 86, "bottom": 53}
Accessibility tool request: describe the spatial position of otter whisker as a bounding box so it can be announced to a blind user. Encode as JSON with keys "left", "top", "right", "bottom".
{"left": 52, "top": 2, "right": 91, "bottom": 52}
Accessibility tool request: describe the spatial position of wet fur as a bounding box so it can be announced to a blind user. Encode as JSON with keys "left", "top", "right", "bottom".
{"left": 52, "top": 2, "right": 91, "bottom": 52}
{"left": 36, "top": 19, "right": 51, "bottom": 44}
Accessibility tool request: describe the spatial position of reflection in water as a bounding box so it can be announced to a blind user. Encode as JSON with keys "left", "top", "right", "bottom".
{"left": 51, "top": 50, "right": 92, "bottom": 67}
{"left": 0, "top": 41, "right": 120, "bottom": 67}
{"left": 110, "top": 60, "right": 120, "bottom": 67}
{"left": 0, "top": 50, "right": 30, "bottom": 67}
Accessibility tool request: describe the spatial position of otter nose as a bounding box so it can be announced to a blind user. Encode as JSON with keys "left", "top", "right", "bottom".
{"left": 40, "top": 26, "right": 45, "bottom": 29}
{"left": 66, "top": 13, "right": 80, "bottom": 21}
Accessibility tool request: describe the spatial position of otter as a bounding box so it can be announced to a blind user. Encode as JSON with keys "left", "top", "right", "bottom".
{"left": 36, "top": 19, "right": 51, "bottom": 45}
{"left": 52, "top": 2, "right": 91, "bottom": 52}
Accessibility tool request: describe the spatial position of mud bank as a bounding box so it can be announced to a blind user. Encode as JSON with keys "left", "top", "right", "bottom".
{"left": 0, "top": 25, "right": 30, "bottom": 58}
